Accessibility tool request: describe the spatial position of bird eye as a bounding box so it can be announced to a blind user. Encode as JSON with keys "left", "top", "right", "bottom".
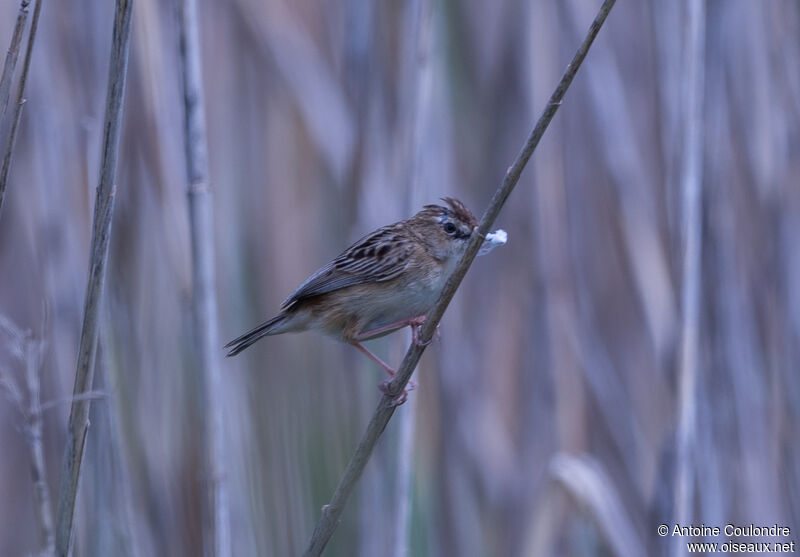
{"left": 443, "top": 222, "right": 457, "bottom": 235}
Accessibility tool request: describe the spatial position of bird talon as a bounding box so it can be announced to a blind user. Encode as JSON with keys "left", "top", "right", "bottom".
{"left": 378, "top": 378, "right": 394, "bottom": 395}
{"left": 411, "top": 319, "right": 434, "bottom": 347}
{"left": 378, "top": 379, "right": 410, "bottom": 405}
{"left": 390, "top": 391, "right": 408, "bottom": 406}
{"left": 412, "top": 333, "right": 432, "bottom": 347}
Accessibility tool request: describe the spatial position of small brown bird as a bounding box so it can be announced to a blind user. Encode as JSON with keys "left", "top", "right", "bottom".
{"left": 226, "top": 198, "right": 495, "bottom": 403}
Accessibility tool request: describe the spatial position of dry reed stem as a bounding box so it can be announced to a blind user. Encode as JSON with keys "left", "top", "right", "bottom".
{"left": 550, "top": 454, "right": 646, "bottom": 557}
{"left": 392, "top": 1, "right": 434, "bottom": 555}
{"left": 0, "top": 0, "right": 42, "bottom": 219}
{"left": 303, "top": 1, "right": 617, "bottom": 553}
{"left": 23, "top": 336, "right": 55, "bottom": 556}
{"left": 54, "top": 0, "right": 133, "bottom": 554}
{"left": 0, "top": 318, "right": 54, "bottom": 555}
{"left": 672, "top": 0, "right": 705, "bottom": 555}
{"left": 0, "top": 0, "right": 30, "bottom": 121}
{"left": 177, "top": 0, "right": 230, "bottom": 554}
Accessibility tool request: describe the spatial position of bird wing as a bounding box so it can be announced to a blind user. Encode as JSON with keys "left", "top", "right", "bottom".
{"left": 281, "top": 225, "right": 414, "bottom": 308}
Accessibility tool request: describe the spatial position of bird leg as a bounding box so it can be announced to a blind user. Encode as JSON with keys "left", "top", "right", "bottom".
{"left": 351, "top": 316, "right": 438, "bottom": 405}
{"left": 355, "top": 315, "right": 438, "bottom": 348}
{"left": 352, "top": 342, "right": 396, "bottom": 376}
{"left": 405, "top": 316, "right": 442, "bottom": 347}
{"left": 351, "top": 342, "right": 416, "bottom": 406}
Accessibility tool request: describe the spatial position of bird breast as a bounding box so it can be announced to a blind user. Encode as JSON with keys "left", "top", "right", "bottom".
{"left": 362, "top": 256, "right": 454, "bottom": 328}
{"left": 306, "top": 253, "right": 458, "bottom": 341}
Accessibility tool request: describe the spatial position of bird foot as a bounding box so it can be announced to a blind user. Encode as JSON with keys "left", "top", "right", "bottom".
{"left": 410, "top": 317, "right": 440, "bottom": 347}
{"left": 378, "top": 377, "right": 416, "bottom": 406}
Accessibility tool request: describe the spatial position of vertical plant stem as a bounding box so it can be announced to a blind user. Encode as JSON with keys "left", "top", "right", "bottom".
{"left": 393, "top": 0, "right": 433, "bottom": 555}
{"left": 0, "top": 0, "right": 42, "bottom": 219}
{"left": 303, "top": 1, "right": 616, "bottom": 554}
{"left": 0, "top": 321, "right": 54, "bottom": 555}
{"left": 54, "top": 1, "right": 133, "bottom": 555}
{"left": 23, "top": 337, "right": 55, "bottom": 556}
{"left": 177, "top": 0, "right": 230, "bottom": 555}
{"left": 392, "top": 392, "right": 416, "bottom": 556}
{"left": 0, "top": 0, "right": 30, "bottom": 122}
{"left": 672, "top": 0, "right": 705, "bottom": 555}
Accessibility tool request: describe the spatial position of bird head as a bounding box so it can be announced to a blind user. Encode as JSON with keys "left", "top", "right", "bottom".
{"left": 409, "top": 197, "right": 479, "bottom": 260}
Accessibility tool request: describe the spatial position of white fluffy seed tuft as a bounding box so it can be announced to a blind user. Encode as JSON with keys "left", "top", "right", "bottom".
{"left": 478, "top": 229, "right": 507, "bottom": 255}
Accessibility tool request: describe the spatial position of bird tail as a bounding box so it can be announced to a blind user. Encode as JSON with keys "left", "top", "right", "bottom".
{"left": 225, "top": 313, "right": 289, "bottom": 356}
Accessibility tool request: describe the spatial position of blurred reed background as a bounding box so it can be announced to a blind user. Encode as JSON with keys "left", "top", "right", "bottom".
{"left": 1, "top": 0, "right": 799, "bottom": 555}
